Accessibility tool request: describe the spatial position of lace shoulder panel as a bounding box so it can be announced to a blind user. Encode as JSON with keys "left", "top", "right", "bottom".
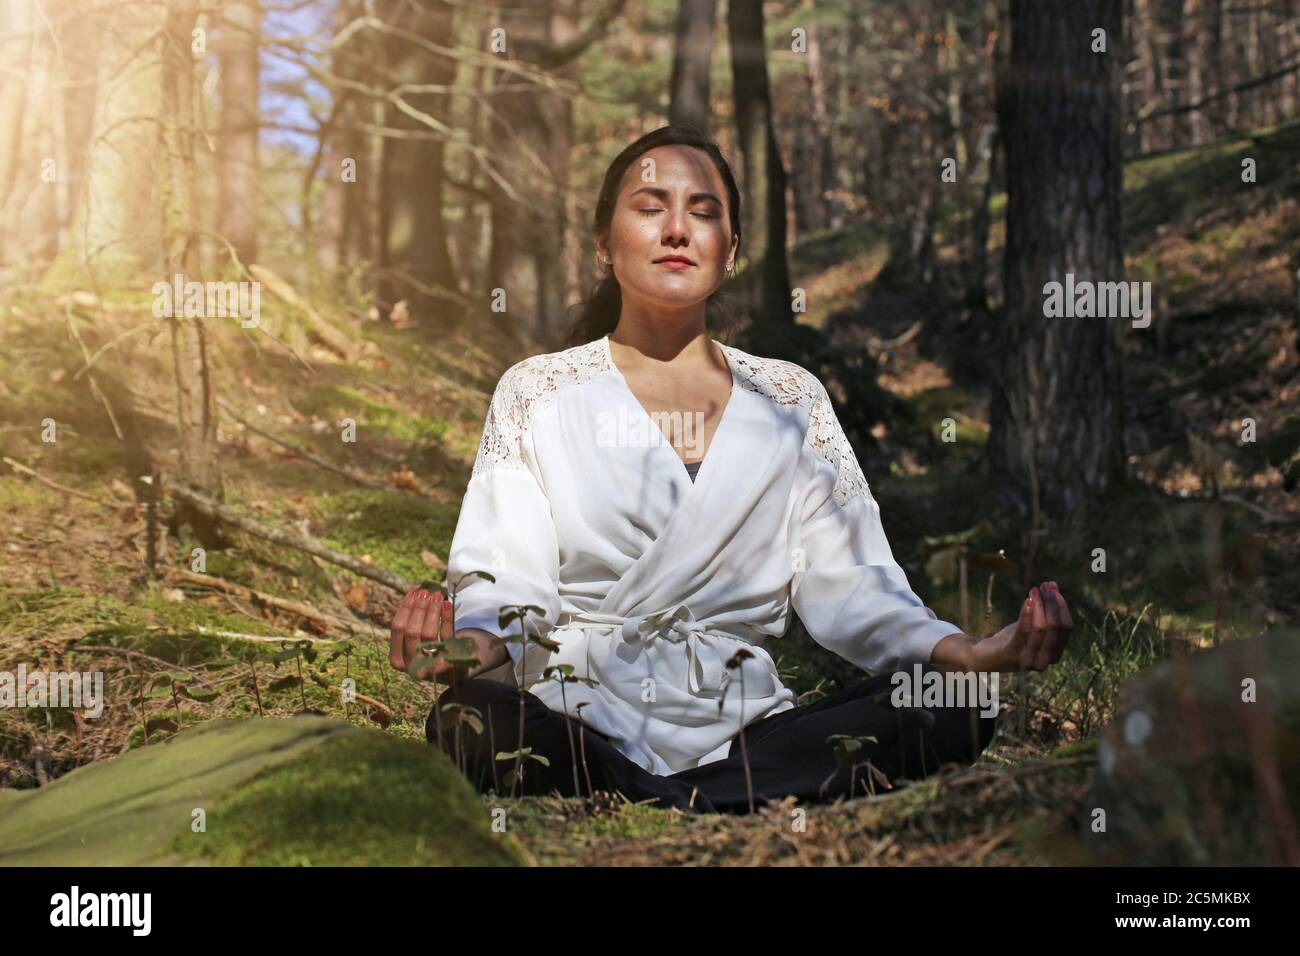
{"left": 722, "top": 344, "right": 872, "bottom": 507}
{"left": 471, "top": 339, "right": 608, "bottom": 479}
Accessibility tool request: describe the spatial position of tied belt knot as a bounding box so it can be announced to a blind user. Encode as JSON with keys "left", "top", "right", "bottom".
{"left": 562, "top": 605, "right": 767, "bottom": 697}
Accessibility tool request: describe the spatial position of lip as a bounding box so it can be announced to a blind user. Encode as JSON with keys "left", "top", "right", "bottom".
{"left": 653, "top": 256, "right": 696, "bottom": 269}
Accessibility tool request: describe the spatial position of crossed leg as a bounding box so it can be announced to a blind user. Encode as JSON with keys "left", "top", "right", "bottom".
{"left": 667, "top": 664, "right": 1001, "bottom": 813}
{"left": 427, "top": 664, "right": 999, "bottom": 816}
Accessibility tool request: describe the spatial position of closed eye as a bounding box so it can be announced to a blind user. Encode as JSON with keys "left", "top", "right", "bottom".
{"left": 637, "top": 208, "right": 719, "bottom": 220}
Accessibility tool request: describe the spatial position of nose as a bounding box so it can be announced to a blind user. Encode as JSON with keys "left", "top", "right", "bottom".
{"left": 662, "top": 206, "right": 690, "bottom": 249}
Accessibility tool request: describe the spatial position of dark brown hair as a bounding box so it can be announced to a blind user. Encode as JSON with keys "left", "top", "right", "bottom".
{"left": 567, "top": 124, "right": 742, "bottom": 346}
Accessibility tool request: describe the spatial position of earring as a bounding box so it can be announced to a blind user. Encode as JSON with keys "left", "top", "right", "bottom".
{"left": 602, "top": 254, "right": 612, "bottom": 264}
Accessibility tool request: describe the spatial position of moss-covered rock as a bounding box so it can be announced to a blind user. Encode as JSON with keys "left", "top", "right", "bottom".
{"left": 1082, "top": 629, "right": 1300, "bottom": 865}
{"left": 0, "top": 716, "right": 528, "bottom": 866}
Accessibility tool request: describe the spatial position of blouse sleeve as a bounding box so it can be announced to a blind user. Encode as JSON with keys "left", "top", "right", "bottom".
{"left": 790, "top": 386, "right": 962, "bottom": 675}
{"left": 446, "top": 363, "right": 561, "bottom": 663}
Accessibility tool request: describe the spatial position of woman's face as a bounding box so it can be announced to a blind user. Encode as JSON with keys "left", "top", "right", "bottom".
{"left": 597, "top": 144, "right": 739, "bottom": 310}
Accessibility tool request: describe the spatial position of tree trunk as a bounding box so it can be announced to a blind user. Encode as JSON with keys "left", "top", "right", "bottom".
{"left": 163, "top": 0, "right": 224, "bottom": 544}
{"left": 217, "top": 0, "right": 259, "bottom": 266}
{"left": 803, "top": 3, "right": 837, "bottom": 232}
{"left": 375, "top": 0, "right": 458, "bottom": 324}
{"left": 669, "top": 0, "right": 717, "bottom": 134}
{"left": 728, "top": 0, "right": 791, "bottom": 329}
{"left": 1182, "top": 0, "right": 1205, "bottom": 145}
{"left": 0, "top": 0, "right": 33, "bottom": 226}
{"left": 541, "top": 0, "right": 580, "bottom": 342}
{"left": 988, "top": 0, "right": 1126, "bottom": 514}
{"left": 486, "top": 0, "right": 550, "bottom": 341}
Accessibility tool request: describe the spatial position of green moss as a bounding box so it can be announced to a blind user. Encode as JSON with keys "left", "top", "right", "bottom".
{"left": 315, "top": 488, "right": 460, "bottom": 584}
{"left": 292, "top": 384, "right": 450, "bottom": 443}
{"left": 172, "top": 729, "right": 526, "bottom": 865}
{"left": 0, "top": 716, "right": 526, "bottom": 866}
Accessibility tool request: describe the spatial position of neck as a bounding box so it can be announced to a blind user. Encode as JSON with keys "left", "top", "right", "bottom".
{"left": 609, "top": 298, "right": 711, "bottom": 364}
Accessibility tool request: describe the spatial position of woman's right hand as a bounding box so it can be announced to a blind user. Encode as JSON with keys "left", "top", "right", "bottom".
{"left": 390, "top": 588, "right": 456, "bottom": 682}
{"left": 389, "top": 587, "right": 509, "bottom": 681}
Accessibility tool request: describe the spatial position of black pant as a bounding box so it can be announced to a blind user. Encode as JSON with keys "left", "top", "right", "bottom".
{"left": 426, "top": 665, "right": 999, "bottom": 815}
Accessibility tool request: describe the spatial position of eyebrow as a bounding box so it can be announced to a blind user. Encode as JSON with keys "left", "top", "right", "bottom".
{"left": 628, "top": 186, "right": 723, "bottom": 207}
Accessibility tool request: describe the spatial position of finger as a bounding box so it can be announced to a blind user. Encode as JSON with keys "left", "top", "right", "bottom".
{"left": 1050, "top": 581, "right": 1074, "bottom": 631}
{"left": 390, "top": 589, "right": 419, "bottom": 669}
{"left": 403, "top": 590, "right": 430, "bottom": 668}
{"left": 1038, "top": 583, "right": 1063, "bottom": 668}
{"left": 1004, "top": 591, "right": 1032, "bottom": 670}
{"left": 440, "top": 597, "right": 455, "bottom": 640}
{"left": 419, "top": 591, "right": 443, "bottom": 641}
{"left": 1023, "top": 586, "right": 1047, "bottom": 669}
{"left": 1045, "top": 582, "right": 1073, "bottom": 665}
{"left": 412, "top": 591, "right": 442, "bottom": 668}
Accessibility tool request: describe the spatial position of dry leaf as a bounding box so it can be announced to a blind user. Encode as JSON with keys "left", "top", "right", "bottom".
{"left": 344, "top": 584, "right": 368, "bottom": 613}
{"left": 420, "top": 550, "right": 446, "bottom": 570}
{"left": 392, "top": 465, "right": 422, "bottom": 493}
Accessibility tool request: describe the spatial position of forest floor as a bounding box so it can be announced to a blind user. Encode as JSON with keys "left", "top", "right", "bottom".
{"left": 1, "top": 122, "right": 1297, "bottom": 865}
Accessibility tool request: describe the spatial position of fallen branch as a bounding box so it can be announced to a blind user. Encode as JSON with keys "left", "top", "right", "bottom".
{"left": 165, "top": 567, "right": 388, "bottom": 640}
{"left": 146, "top": 624, "right": 337, "bottom": 645}
{"left": 217, "top": 397, "right": 401, "bottom": 493}
{"left": 248, "top": 263, "right": 356, "bottom": 360}
{"left": 170, "top": 483, "right": 414, "bottom": 593}
{"left": 69, "top": 645, "right": 202, "bottom": 674}
{"left": 2, "top": 457, "right": 127, "bottom": 508}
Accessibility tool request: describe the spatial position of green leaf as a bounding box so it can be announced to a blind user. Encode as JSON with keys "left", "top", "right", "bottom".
{"left": 455, "top": 570, "right": 496, "bottom": 589}
{"left": 181, "top": 686, "right": 219, "bottom": 702}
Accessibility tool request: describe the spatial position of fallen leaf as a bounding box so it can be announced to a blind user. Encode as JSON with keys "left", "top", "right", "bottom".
{"left": 344, "top": 584, "right": 368, "bottom": 613}
{"left": 392, "top": 465, "right": 422, "bottom": 493}
{"left": 420, "top": 550, "right": 446, "bottom": 571}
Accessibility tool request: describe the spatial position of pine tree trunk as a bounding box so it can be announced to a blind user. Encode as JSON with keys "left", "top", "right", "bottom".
{"left": 163, "top": 0, "right": 224, "bottom": 544}
{"left": 217, "top": 0, "right": 259, "bottom": 266}
{"left": 988, "top": 0, "right": 1127, "bottom": 514}
{"left": 669, "top": 0, "right": 717, "bottom": 134}
{"left": 728, "top": 0, "right": 791, "bottom": 329}
{"left": 375, "top": 0, "right": 457, "bottom": 323}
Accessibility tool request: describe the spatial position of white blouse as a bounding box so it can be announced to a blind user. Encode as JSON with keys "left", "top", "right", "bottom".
{"left": 446, "top": 335, "right": 961, "bottom": 776}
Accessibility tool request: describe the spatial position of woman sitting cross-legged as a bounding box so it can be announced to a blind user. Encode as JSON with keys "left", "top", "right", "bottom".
{"left": 388, "top": 124, "right": 1073, "bottom": 815}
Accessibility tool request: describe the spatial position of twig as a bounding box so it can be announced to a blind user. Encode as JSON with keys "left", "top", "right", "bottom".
{"left": 248, "top": 263, "right": 356, "bottom": 359}
{"left": 2, "top": 457, "right": 128, "bottom": 508}
{"left": 169, "top": 483, "right": 414, "bottom": 593}
{"left": 69, "top": 644, "right": 201, "bottom": 675}
{"left": 163, "top": 567, "right": 388, "bottom": 639}
{"left": 216, "top": 397, "right": 423, "bottom": 496}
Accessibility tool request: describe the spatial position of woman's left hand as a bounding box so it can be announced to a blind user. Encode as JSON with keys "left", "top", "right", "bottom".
{"left": 978, "top": 581, "right": 1073, "bottom": 672}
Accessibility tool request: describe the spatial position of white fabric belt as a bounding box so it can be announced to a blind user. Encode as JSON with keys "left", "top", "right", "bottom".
{"left": 557, "top": 605, "right": 764, "bottom": 697}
